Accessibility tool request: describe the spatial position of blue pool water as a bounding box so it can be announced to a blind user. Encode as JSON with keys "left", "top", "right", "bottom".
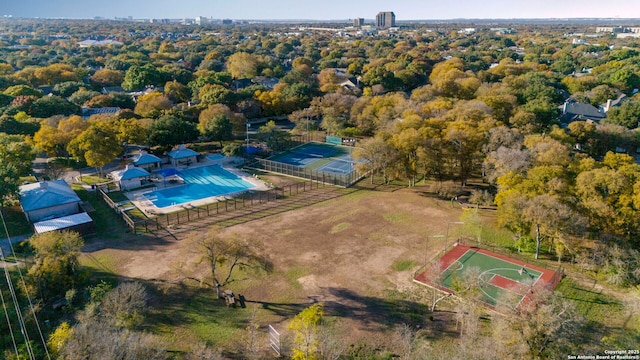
{"left": 144, "top": 165, "right": 255, "bottom": 208}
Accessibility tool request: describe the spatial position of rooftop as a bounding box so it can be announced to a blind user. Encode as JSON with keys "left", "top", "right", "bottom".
{"left": 20, "top": 180, "right": 81, "bottom": 212}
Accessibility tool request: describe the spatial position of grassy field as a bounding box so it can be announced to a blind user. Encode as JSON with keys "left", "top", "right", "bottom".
{"left": 75, "top": 177, "right": 638, "bottom": 354}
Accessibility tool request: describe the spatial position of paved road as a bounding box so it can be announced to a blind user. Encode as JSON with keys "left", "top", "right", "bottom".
{"left": 0, "top": 233, "right": 32, "bottom": 257}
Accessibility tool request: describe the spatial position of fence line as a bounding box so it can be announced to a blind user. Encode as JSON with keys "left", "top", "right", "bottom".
{"left": 251, "top": 158, "right": 364, "bottom": 188}
{"left": 97, "top": 180, "right": 327, "bottom": 234}
{"left": 414, "top": 237, "right": 566, "bottom": 288}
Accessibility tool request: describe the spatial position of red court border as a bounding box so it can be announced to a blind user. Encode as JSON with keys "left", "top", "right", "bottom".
{"left": 414, "top": 244, "right": 561, "bottom": 300}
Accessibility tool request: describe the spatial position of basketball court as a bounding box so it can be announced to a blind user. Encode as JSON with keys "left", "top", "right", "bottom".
{"left": 414, "top": 243, "right": 563, "bottom": 309}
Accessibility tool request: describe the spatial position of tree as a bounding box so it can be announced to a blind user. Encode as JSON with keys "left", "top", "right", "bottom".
{"left": 0, "top": 162, "right": 19, "bottom": 208}
{"left": 0, "top": 133, "right": 35, "bottom": 177}
{"left": 352, "top": 135, "right": 398, "bottom": 184}
{"left": 197, "top": 105, "right": 234, "bottom": 146}
{"left": 288, "top": 303, "right": 324, "bottom": 360}
{"left": 198, "top": 83, "right": 234, "bottom": 106}
{"left": 256, "top": 120, "right": 291, "bottom": 152}
{"left": 47, "top": 322, "right": 74, "bottom": 359}
{"left": 164, "top": 80, "right": 191, "bottom": 103}
{"left": 604, "top": 100, "right": 640, "bottom": 129}
{"left": 29, "top": 95, "right": 80, "bottom": 118}
{"left": 67, "top": 121, "right": 122, "bottom": 176}
{"left": 147, "top": 115, "right": 199, "bottom": 152}
{"left": 90, "top": 69, "right": 124, "bottom": 87}
{"left": 226, "top": 52, "right": 258, "bottom": 79}
{"left": 134, "top": 92, "right": 172, "bottom": 118}
{"left": 52, "top": 81, "right": 86, "bottom": 98}
{"left": 33, "top": 115, "right": 89, "bottom": 158}
{"left": 122, "top": 64, "right": 162, "bottom": 91}
{"left": 192, "top": 227, "right": 268, "bottom": 298}
{"left": 492, "top": 289, "right": 582, "bottom": 359}
{"left": 61, "top": 320, "right": 166, "bottom": 360}
{"left": 27, "top": 231, "right": 84, "bottom": 301}
{"left": 98, "top": 282, "right": 148, "bottom": 329}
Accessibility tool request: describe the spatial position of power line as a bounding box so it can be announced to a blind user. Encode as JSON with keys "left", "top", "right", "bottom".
{"left": 0, "top": 248, "right": 20, "bottom": 359}
{"left": 1, "top": 209, "right": 51, "bottom": 360}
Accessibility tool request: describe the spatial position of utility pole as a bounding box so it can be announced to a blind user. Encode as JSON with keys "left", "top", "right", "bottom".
{"left": 446, "top": 222, "right": 465, "bottom": 250}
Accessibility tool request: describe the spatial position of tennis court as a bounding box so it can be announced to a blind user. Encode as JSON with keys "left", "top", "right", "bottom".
{"left": 414, "top": 244, "right": 562, "bottom": 309}
{"left": 267, "top": 142, "right": 355, "bottom": 175}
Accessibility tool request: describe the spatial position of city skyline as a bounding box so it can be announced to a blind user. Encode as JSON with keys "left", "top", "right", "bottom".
{"left": 3, "top": 0, "right": 640, "bottom": 21}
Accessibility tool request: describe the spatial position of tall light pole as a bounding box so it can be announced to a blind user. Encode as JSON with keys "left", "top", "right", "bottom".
{"left": 446, "top": 221, "right": 465, "bottom": 251}
{"left": 246, "top": 122, "right": 250, "bottom": 145}
{"left": 304, "top": 107, "right": 311, "bottom": 142}
{"left": 426, "top": 234, "right": 445, "bottom": 266}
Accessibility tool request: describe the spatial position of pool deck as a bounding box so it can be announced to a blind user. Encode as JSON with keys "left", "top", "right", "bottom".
{"left": 125, "top": 155, "right": 271, "bottom": 216}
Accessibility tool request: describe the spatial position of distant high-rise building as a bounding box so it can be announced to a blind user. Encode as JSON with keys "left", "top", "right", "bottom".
{"left": 222, "top": 19, "right": 233, "bottom": 25}
{"left": 195, "top": 16, "right": 208, "bottom": 25}
{"left": 353, "top": 18, "right": 364, "bottom": 27}
{"left": 376, "top": 11, "right": 395, "bottom": 29}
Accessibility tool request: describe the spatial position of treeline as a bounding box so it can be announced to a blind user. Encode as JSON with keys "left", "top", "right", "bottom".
{"left": 0, "top": 21, "right": 640, "bottom": 278}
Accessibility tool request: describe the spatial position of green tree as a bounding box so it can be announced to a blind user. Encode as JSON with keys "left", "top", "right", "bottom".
{"left": 122, "top": 64, "right": 162, "bottom": 91}
{"left": 604, "top": 100, "right": 640, "bottom": 129}
{"left": 352, "top": 135, "right": 398, "bottom": 184}
{"left": 256, "top": 120, "right": 291, "bottom": 151}
{"left": 29, "top": 95, "right": 80, "bottom": 118}
{"left": 288, "top": 303, "right": 324, "bottom": 360}
{"left": 147, "top": 115, "right": 199, "bottom": 152}
{"left": 197, "top": 105, "right": 234, "bottom": 146}
{"left": 27, "top": 231, "right": 84, "bottom": 301}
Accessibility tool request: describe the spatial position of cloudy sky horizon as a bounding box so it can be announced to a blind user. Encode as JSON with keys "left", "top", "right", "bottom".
{"left": 2, "top": 0, "right": 640, "bottom": 20}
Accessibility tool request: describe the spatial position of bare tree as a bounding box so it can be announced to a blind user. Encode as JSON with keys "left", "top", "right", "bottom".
{"left": 192, "top": 227, "right": 270, "bottom": 298}
{"left": 62, "top": 320, "right": 166, "bottom": 360}
{"left": 98, "top": 282, "right": 148, "bottom": 329}
{"left": 492, "top": 288, "right": 582, "bottom": 359}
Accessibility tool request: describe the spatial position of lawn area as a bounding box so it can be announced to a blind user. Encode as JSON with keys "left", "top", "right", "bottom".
{"left": 0, "top": 205, "right": 32, "bottom": 237}
{"left": 71, "top": 185, "right": 130, "bottom": 238}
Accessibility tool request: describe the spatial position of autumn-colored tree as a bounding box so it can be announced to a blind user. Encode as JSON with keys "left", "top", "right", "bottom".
{"left": 33, "top": 115, "right": 89, "bottom": 157}
{"left": 91, "top": 69, "right": 124, "bottom": 87}
{"left": 27, "top": 231, "right": 84, "bottom": 301}
{"left": 134, "top": 92, "right": 172, "bottom": 118}
{"left": 67, "top": 120, "right": 122, "bottom": 175}
{"left": 288, "top": 303, "right": 324, "bottom": 360}
{"left": 198, "top": 104, "right": 234, "bottom": 146}
{"left": 226, "top": 52, "right": 258, "bottom": 79}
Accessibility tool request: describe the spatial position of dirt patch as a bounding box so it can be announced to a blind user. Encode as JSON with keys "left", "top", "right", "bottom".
{"left": 82, "top": 185, "right": 464, "bottom": 346}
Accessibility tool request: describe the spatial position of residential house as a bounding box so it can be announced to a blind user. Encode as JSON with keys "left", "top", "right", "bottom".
{"left": 559, "top": 100, "right": 606, "bottom": 125}
{"left": 253, "top": 76, "right": 280, "bottom": 89}
{"left": 19, "top": 180, "right": 82, "bottom": 223}
{"left": 131, "top": 150, "right": 162, "bottom": 170}
{"left": 101, "top": 86, "right": 125, "bottom": 94}
{"left": 82, "top": 106, "right": 121, "bottom": 120}
{"left": 599, "top": 93, "right": 628, "bottom": 113}
{"left": 168, "top": 144, "right": 198, "bottom": 166}
{"left": 110, "top": 164, "right": 151, "bottom": 190}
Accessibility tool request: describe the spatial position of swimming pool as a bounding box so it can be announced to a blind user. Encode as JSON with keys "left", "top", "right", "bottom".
{"left": 144, "top": 165, "right": 255, "bottom": 208}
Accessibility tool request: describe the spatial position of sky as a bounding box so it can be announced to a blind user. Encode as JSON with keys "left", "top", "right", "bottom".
{"left": 2, "top": 0, "right": 640, "bottom": 20}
